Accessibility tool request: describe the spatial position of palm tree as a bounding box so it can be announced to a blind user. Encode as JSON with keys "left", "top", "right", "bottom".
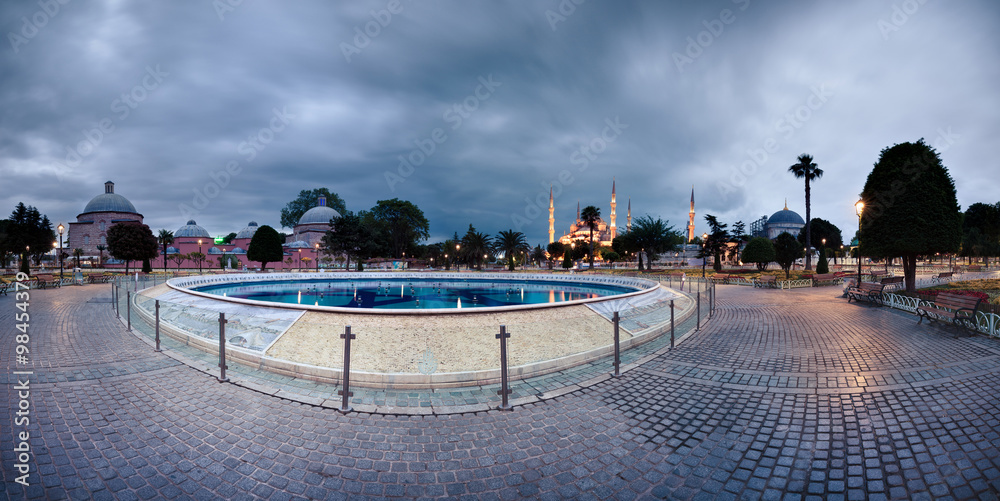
{"left": 579, "top": 206, "right": 601, "bottom": 269}
{"left": 157, "top": 229, "right": 174, "bottom": 273}
{"left": 788, "top": 154, "right": 823, "bottom": 270}
{"left": 73, "top": 248, "right": 84, "bottom": 268}
{"left": 460, "top": 228, "right": 492, "bottom": 271}
{"left": 95, "top": 245, "right": 106, "bottom": 268}
{"left": 494, "top": 230, "right": 530, "bottom": 272}
{"left": 629, "top": 215, "right": 680, "bottom": 271}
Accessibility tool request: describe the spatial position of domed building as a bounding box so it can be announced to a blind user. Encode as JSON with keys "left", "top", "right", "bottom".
{"left": 290, "top": 196, "right": 340, "bottom": 248}
{"left": 749, "top": 201, "right": 806, "bottom": 239}
{"left": 68, "top": 181, "right": 143, "bottom": 258}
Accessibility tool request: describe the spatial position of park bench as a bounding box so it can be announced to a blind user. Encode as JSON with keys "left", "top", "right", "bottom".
{"left": 34, "top": 274, "right": 60, "bottom": 289}
{"left": 868, "top": 270, "right": 888, "bottom": 280}
{"left": 916, "top": 292, "right": 983, "bottom": 336}
{"left": 811, "top": 273, "right": 842, "bottom": 286}
{"left": 967, "top": 266, "right": 982, "bottom": 272}
{"left": 710, "top": 274, "right": 732, "bottom": 285}
{"left": 0, "top": 278, "right": 11, "bottom": 296}
{"left": 932, "top": 271, "right": 954, "bottom": 282}
{"left": 880, "top": 276, "right": 904, "bottom": 292}
{"left": 846, "top": 282, "right": 886, "bottom": 306}
{"left": 754, "top": 275, "right": 777, "bottom": 288}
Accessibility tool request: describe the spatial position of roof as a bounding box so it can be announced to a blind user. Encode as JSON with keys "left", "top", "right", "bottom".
{"left": 235, "top": 221, "right": 259, "bottom": 240}
{"left": 767, "top": 208, "right": 805, "bottom": 226}
{"left": 82, "top": 193, "right": 138, "bottom": 214}
{"left": 175, "top": 220, "right": 211, "bottom": 238}
{"left": 297, "top": 206, "right": 340, "bottom": 226}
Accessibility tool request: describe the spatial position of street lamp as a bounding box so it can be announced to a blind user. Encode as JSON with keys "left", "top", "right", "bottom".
{"left": 297, "top": 249, "right": 301, "bottom": 271}
{"left": 315, "top": 243, "right": 320, "bottom": 271}
{"left": 701, "top": 233, "right": 708, "bottom": 278}
{"left": 444, "top": 254, "right": 449, "bottom": 270}
{"left": 57, "top": 224, "right": 65, "bottom": 281}
{"left": 455, "top": 244, "right": 460, "bottom": 271}
{"left": 855, "top": 200, "right": 864, "bottom": 285}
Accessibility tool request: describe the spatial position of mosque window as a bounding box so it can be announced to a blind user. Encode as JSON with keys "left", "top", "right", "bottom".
{"left": 84, "top": 236, "right": 90, "bottom": 245}
{"left": 100, "top": 236, "right": 106, "bottom": 244}
{"left": 99, "top": 221, "right": 106, "bottom": 230}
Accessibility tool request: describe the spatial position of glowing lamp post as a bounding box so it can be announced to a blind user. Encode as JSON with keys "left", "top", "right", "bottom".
{"left": 701, "top": 233, "right": 708, "bottom": 278}
{"left": 57, "top": 224, "right": 65, "bottom": 280}
{"left": 315, "top": 243, "right": 320, "bottom": 271}
{"left": 455, "top": 244, "right": 461, "bottom": 271}
{"left": 855, "top": 200, "right": 864, "bottom": 285}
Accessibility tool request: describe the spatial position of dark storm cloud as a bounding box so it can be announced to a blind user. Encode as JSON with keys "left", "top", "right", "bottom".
{"left": 2, "top": 1, "right": 997, "bottom": 246}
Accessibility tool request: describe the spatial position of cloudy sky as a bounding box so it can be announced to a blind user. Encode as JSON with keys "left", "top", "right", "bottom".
{"left": 2, "top": 1, "right": 998, "bottom": 246}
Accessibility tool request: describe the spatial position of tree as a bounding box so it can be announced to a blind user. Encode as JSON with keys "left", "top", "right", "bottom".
{"left": 73, "top": 248, "right": 83, "bottom": 268}
{"left": 157, "top": 229, "right": 174, "bottom": 273}
{"left": 6, "top": 203, "right": 55, "bottom": 275}
{"left": 279, "top": 188, "right": 347, "bottom": 229}
{"left": 323, "top": 210, "right": 382, "bottom": 271}
{"left": 546, "top": 242, "right": 565, "bottom": 269}
{"left": 579, "top": 206, "right": 601, "bottom": 269}
{"left": 600, "top": 248, "right": 620, "bottom": 268}
{"left": 816, "top": 247, "right": 829, "bottom": 274}
{"left": 561, "top": 252, "right": 573, "bottom": 269}
{"left": 701, "top": 214, "right": 730, "bottom": 272}
{"left": 741, "top": 237, "right": 775, "bottom": 271}
{"left": 627, "top": 215, "right": 680, "bottom": 271}
{"left": 460, "top": 225, "right": 492, "bottom": 271}
{"left": 530, "top": 245, "right": 546, "bottom": 268}
{"left": 773, "top": 232, "right": 803, "bottom": 279}
{"left": 221, "top": 232, "right": 238, "bottom": 244}
{"left": 788, "top": 153, "right": 823, "bottom": 270}
{"left": 170, "top": 253, "right": 187, "bottom": 269}
{"left": 96, "top": 245, "right": 107, "bottom": 268}
{"left": 612, "top": 233, "right": 638, "bottom": 268}
{"left": 731, "top": 220, "right": 747, "bottom": 263}
{"left": 247, "top": 225, "right": 284, "bottom": 271}
{"left": 371, "top": 199, "right": 430, "bottom": 258}
{"left": 797, "top": 218, "right": 843, "bottom": 255}
{"left": 859, "top": 139, "right": 962, "bottom": 292}
{"left": 494, "top": 230, "right": 530, "bottom": 272}
{"left": 962, "top": 202, "right": 1000, "bottom": 266}
{"left": 105, "top": 222, "right": 159, "bottom": 275}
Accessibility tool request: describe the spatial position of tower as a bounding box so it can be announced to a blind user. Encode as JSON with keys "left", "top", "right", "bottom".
{"left": 627, "top": 197, "right": 632, "bottom": 232}
{"left": 548, "top": 186, "right": 555, "bottom": 244}
{"left": 576, "top": 201, "right": 580, "bottom": 221}
{"left": 609, "top": 178, "right": 617, "bottom": 240}
{"left": 687, "top": 186, "right": 696, "bottom": 243}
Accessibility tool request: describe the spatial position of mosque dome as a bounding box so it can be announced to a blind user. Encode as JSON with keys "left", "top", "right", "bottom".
{"left": 297, "top": 196, "right": 341, "bottom": 226}
{"left": 767, "top": 207, "right": 805, "bottom": 226}
{"left": 82, "top": 181, "right": 138, "bottom": 214}
{"left": 175, "top": 220, "right": 211, "bottom": 238}
{"left": 235, "top": 221, "right": 259, "bottom": 240}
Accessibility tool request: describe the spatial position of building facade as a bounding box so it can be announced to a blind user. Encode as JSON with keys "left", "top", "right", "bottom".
{"left": 68, "top": 181, "right": 143, "bottom": 258}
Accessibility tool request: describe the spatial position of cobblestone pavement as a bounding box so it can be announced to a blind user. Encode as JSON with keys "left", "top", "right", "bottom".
{"left": 3, "top": 284, "right": 1000, "bottom": 499}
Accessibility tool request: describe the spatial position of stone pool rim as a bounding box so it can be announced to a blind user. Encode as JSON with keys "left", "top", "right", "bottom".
{"left": 167, "top": 271, "right": 661, "bottom": 315}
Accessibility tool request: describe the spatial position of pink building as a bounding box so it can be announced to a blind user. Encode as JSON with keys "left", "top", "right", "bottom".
{"left": 68, "top": 181, "right": 143, "bottom": 261}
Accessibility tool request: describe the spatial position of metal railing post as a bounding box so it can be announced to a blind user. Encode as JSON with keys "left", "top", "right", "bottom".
{"left": 126, "top": 291, "right": 131, "bottom": 331}
{"left": 612, "top": 312, "right": 621, "bottom": 377}
{"left": 496, "top": 325, "right": 512, "bottom": 410}
{"left": 339, "top": 326, "right": 354, "bottom": 412}
{"left": 154, "top": 300, "right": 161, "bottom": 352}
{"left": 696, "top": 291, "right": 701, "bottom": 331}
{"left": 218, "top": 313, "right": 229, "bottom": 382}
{"left": 670, "top": 300, "right": 676, "bottom": 349}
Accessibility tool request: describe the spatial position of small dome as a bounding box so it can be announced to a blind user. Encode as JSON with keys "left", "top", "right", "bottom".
{"left": 230, "top": 247, "right": 246, "bottom": 254}
{"left": 165, "top": 246, "right": 180, "bottom": 254}
{"left": 175, "top": 220, "right": 211, "bottom": 238}
{"left": 207, "top": 247, "right": 222, "bottom": 255}
{"left": 235, "top": 221, "right": 259, "bottom": 240}
{"left": 82, "top": 181, "right": 138, "bottom": 214}
{"left": 283, "top": 240, "right": 313, "bottom": 249}
{"left": 767, "top": 208, "right": 805, "bottom": 226}
{"left": 297, "top": 195, "right": 340, "bottom": 225}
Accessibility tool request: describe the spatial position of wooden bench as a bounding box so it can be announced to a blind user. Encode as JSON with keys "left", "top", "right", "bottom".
{"left": 868, "top": 270, "right": 888, "bottom": 280}
{"left": 932, "top": 271, "right": 954, "bottom": 282}
{"left": 967, "top": 266, "right": 982, "bottom": 272}
{"left": 34, "top": 274, "right": 60, "bottom": 289}
{"left": 880, "top": 276, "right": 904, "bottom": 292}
{"left": 846, "top": 282, "right": 886, "bottom": 306}
{"left": 916, "top": 292, "right": 983, "bottom": 335}
{"left": 811, "top": 273, "right": 842, "bottom": 286}
{"left": 754, "top": 275, "right": 777, "bottom": 288}
{"left": 0, "top": 278, "right": 11, "bottom": 296}
{"left": 710, "top": 274, "right": 732, "bottom": 285}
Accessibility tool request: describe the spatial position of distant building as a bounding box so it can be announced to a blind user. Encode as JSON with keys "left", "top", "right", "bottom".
{"left": 550, "top": 180, "right": 620, "bottom": 252}
{"left": 68, "top": 181, "right": 143, "bottom": 258}
{"left": 750, "top": 201, "right": 806, "bottom": 239}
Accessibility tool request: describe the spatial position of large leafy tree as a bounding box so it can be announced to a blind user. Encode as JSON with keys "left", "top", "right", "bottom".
{"left": 371, "top": 198, "right": 430, "bottom": 258}
{"left": 700, "top": 214, "right": 730, "bottom": 272}
{"left": 530, "top": 245, "right": 546, "bottom": 268}
{"left": 962, "top": 202, "right": 1000, "bottom": 266}
{"left": 546, "top": 241, "right": 565, "bottom": 269}
{"left": 247, "top": 225, "right": 285, "bottom": 271}
{"left": 859, "top": 139, "right": 962, "bottom": 292}
{"left": 157, "top": 229, "right": 174, "bottom": 273}
{"left": 105, "top": 222, "right": 159, "bottom": 275}
{"left": 460, "top": 225, "right": 492, "bottom": 271}
{"left": 797, "top": 218, "right": 843, "bottom": 265}
{"left": 323, "top": 210, "right": 382, "bottom": 271}
{"left": 612, "top": 233, "right": 638, "bottom": 268}
{"left": 773, "top": 232, "right": 803, "bottom": 279}
{"left": 579, "top": 205, "right": 601, "bottom": 269}
{"left": 627, "top": 215, "right": 680, "bottom": 271}
{"left": 730, "top": 220, "right": 747, "bottom": 263}
{"left": 279, "top": 188, "right": 347, "bottom": 229}
{"left": 494, "top": 230, "right": 529, "bottom": 272}
{"left": 788, "top": 154, "right": 823, "bottom": 270}
{"left": 5, "top": 203, "right": 56, "bottom": 275}
{"left": 742, "top": 237, "right": 775, "bottom": 271}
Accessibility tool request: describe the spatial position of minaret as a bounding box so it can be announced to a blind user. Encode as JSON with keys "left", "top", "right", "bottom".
{"left": 548, "top": 186, "right": 555, "bottom": 244}
{"left": 687, "top": 186, "right": 696, "bottom": 243}
{"left": 576, "top": 201, "right": 580, "bottom": 221}
{"left": 626, "top": 197, "right": 632, "bottom": 232}
{"left": 609, "top": 178, "right": 617, "bottom": 240}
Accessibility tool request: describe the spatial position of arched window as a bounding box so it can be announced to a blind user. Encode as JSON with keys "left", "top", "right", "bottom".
{"left": 84, "top": 235, "right": 90, "bottom": 245}
{"left": 100, "top": 236, "right": 106, "bottom": 244}
{"left": 99, "top": 221, "right": 106, "bottom": 231}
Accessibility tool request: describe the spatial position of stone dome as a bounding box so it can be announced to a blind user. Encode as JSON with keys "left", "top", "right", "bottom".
{"left": 297, "top": 196, "right": 340, "bottom": 226}
{"left": 767, "top": 208, "right": 805, "bottom": 226}
{"left": 235, "top": 221, "right": 259, "bottom": 240}
{"left": 175, "top": 220, "right": 211, "bottom": 238}
{"left": 82, "top": 181, "right": 138, "bottom": 214}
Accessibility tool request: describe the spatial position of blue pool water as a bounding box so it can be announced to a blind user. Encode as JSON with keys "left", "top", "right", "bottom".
{"left": 192, "top": 278, "right": 637, "bottom": 309}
